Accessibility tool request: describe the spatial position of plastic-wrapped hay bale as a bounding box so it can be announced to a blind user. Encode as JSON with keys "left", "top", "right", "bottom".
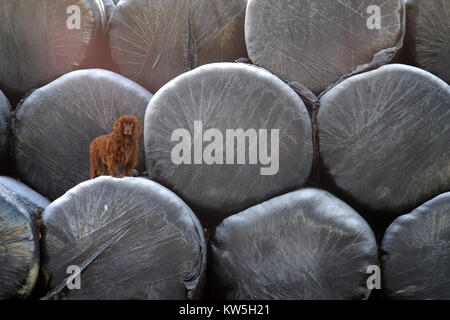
{"left": 0, "top": 90, "right": 10, "bottom": 165}
{"left": 0, "top": 184, "right": 40, "bottom": 300}
{"left": 0, "top": 176, "right": 50, "bottom": 226}
{"left": 109, "top": 0, "right": 248, "bottom": 93}
{"left": 381, "top": 192, "right": 450, "bottom": 299}
{"left": 404, "top": 0, "right": 450, "bottom": 83}
{"left": 0, "top": 176, "right": 50, "bottom": 223}
{"left": 40, "top": 177, "right": 206, "bottom": 300}
{"left": 209, "top": 188, "right": 377, "bottom": 300}
{"left": 13, "top": 69, "right": 152, "bottom": 200}
{"left": 145, "top": 63, "right": 313, "bottom": 227}
{"left": 245, "top": 0, "right": 404, "bottom": 93}
{"left": 0, "top": 0, "right": 107, "bottom": 97}
{"left": 317, "top": 64, "right": 450, "bottom": 219}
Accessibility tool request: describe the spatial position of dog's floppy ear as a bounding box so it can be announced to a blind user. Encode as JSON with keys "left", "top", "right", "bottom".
{"left": 113, "top": 116, "right": 124, "bottom": 139}
{"left": 132, "top": 117, "right": 143, "bottom": 140}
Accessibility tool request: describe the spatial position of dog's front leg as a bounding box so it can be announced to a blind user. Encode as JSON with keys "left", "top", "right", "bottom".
{"left": 123, "top": 164, "right": 134, "bottom": 177}
{"left": 107, "top": 156, "right": 122, "bottom": 178}
{"left": 123, "top": 151, "right": 138, "bottom": 177}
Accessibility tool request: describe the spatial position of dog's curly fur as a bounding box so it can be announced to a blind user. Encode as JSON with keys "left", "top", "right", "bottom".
{"left": 90, "top": 115, "right": 142, "bottom": 179}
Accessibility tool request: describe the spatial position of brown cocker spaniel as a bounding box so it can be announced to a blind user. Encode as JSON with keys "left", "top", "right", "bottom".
{"left": 90, "top": 115, "right": 142, "bottom": 179}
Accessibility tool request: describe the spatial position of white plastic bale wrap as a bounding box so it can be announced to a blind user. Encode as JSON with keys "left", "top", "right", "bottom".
{"left": 40, "top": 177, "right": 206, "bottom": 300}
{"left": 405, "top": 0, "right": 450, "bottom": 83}
{"left": 209, "top": 188, "right": 377, "bottom": 300}
{"left": 381, "top": 192, "right": 450, "bottom": 300}
{"left": 13, "top": 69, "right": 152, "bottom": 200}
{"left": 0, "top": 0, "right": 107, "bottom": 96}
{"left": 317, "top": 64, "right": 450, "bottom": 218}
{"left": 109, "top": 0, "right": 248, "bottom": 93}
{"left": 0, "top": 90, "right": 10, "bottom": 165}
{"left": 0, "top": 181, "right": 41, "bottom": 299}
{"left": 145, "top": 63, "right": 313, "bottom": 226}
{"left": 245, "top": 0, "right": 403, "bottom": 93}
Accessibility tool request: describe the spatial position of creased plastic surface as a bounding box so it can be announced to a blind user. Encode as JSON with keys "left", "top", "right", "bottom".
{"left": 245, "top": 0, "right": 403, "bottom": 94}
{"left": 318, "top": 64, "right": 450, "bottom": 217}
{"left": 40, "top": 177, "right": 206, "bottom": 300}
{"left": 102, "top": 0, "right": 116, "bottom": 21}
{"left": 0, "top": 176, "right": 50, "bottom": 222}
{"left": 209, "top": 188, "right": 377, "bottom": 300}
{"left": 0, "top": 90, "right": 10, "bottom": 164}
{"left": 109, "top": 0, "right": 248, "bottom": 93}
{"left": 0, "top": 183, "right": 40, "bottom": 299}
{"left": 13, "top": 69, "right": 152, "bottom": 200}
{"left": 0, "top": 0, "right": 106, "bottom": 96}
{"left": 145, "top": 63, "right": 313, "bottom": 226}
{"left": 405, "top": 0, "right": 449, "bottom": 83}
{"left": 381, "top": 192, "right": 450, "bottom": 300}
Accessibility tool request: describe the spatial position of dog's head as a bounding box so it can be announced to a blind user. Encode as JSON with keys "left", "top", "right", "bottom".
{"left": 113, "top": 115, "right": 142, "bottom": 141}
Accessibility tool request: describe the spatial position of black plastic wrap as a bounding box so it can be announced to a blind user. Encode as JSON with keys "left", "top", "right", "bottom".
{"left": 381, "top": 192, "right": 450, "bottom": 299}
{"left": 145, "top": 63, "right": 313, "bottom": 227}
{"left": 40, "top": 177, "right": 206, "bottom": 300}
{"left": 0, "top": 90, "right": 10, "bottom": 165}
{"left": 0, "top": 0, "right": 107, "bottom": 97}
{"left": 318, "top": 64, "right": 450, "bottom": 219}
{"left": 13, "top": 69, "right": 152, "bottom": 200}
{"left": 0, "top": 181, "right": 41, "bottom": 299}
{"left": 0, "top": 176, "right": 50, "bottom": 223}
{"left": 245, "top": 0, "right": 403, "bottom": 94}
{"left": 404, "top": 0, "right": 449, "bottom": 83}
{"left": 209, "top": 188, "right": 377, "bottom": 300}
{"left": 109, "top": 0, "right": 248, "bottom": 93}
